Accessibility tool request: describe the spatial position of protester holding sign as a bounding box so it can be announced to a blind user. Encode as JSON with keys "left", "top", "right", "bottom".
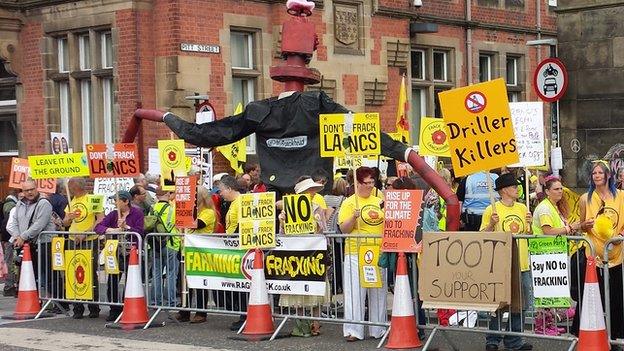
{"left": 573, "top": 160, "right": 624, "bottom": 342}
{"left": 480, "top": 173, "right": 533, "bottom": 351}
{"left": 337, "top": 166, "right": 386, "bottom": 342}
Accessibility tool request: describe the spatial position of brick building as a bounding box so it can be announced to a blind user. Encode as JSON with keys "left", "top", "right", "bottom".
{"left": 0, "top": 0, "right": 556, "bottom": 197}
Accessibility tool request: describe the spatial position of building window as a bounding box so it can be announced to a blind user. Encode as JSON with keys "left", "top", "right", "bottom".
{"left": 410, "top": 88, "right": 426, "bottom": 143}
{"left": 102, "top": 78, "right": 114, "bottom": 143}
{"left": 506, "top": 54, "right": 523, "bottom": 101}
{"left": 508, "top": 92, "right": 520, "bottom": 102}
{"left": 59, "top": 81, "right": 71, "bottom": 140}
{"left": 433, "top": 51, "right": 448, "bottom": 82}
{"left": 231, "top": 32, "right": 254, "bottom": 70}
{"left": 79, "top": 34, "right": 91, "bottom": 71}
{"left": 80, "top": 80, "right": 93, "bottom": 144}
{"left": 506, "top": 56, "right": 518, "bottom": 86}
{"left": 58, "top": 38, "right": 69, "bottom": 73}
{"left": 411, "top": 50, "right": 425, "bottom": 80}
{"left": 101, "top": 31, "right": 113, "bottom": 69}
{"left": 479, "top": 54, "right": 492, "bottom": 82}
{"left": 0, "top": 61, "right": 17, "bottom": 153}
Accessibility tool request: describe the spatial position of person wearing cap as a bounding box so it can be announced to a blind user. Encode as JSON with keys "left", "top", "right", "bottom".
{"left": 94, "top": 189, "right": 144, "bottom": 321}
{"left": 480, "top": 173, "right": 533, "bottom": 351}
{"left": 63, "top": 177, "right": 104, "bottom": 319}
{"left": 337, "top": 166, "right": 386, "bottom": 342}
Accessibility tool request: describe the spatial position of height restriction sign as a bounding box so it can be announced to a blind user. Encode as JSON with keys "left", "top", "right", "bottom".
{"left": 533, "top": 58, "right": 568, "bottom": 102}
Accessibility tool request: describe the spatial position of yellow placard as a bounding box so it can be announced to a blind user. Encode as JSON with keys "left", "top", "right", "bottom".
{"left": 158, "top": 139, "right": 186, "bottom": 191}
{"left": 358, "top": 244, "right": 382, "bottom": 288}
{"left": 65, "top": 250, "right": 93, "bottom": 300}
{"left": 283, "top": 194, "right": 315, "bottom": 234}
{"left": 239, "top": 220, "right": 276, "bottom": 249}
{"left": 28, "top": 153, "right": 90, "bottom": 179}
{"left": 319, "top": 113, "right": 381, "bottom": 157}
{"left": 439, "top": 78, "right": 519, "bottom": 177}
{"left": 104, "top": 240, "right": 120, "bottom": 275}
{"left": 51, "top": 237, "right": 65, "bottom": 271}
{"left": 334, "top": 155, "right": 363, "bottom": 169}
{"left": 239, "top": 192, "right": 276, "bottom": 222}
{"left": 87, "top": 194, "right": 104, "bottom": 213}
{"left": 419, "top": 117, "right": 451, "bottom": 157}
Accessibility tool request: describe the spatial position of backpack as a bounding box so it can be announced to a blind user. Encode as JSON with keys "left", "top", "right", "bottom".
{"left": 147, "top": 203, "right": 174, "bottom": 251}
{"left": 0, "top": 198, "right": 17, "bottom": 242}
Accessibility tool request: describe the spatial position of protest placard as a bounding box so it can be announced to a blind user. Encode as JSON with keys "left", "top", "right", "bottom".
{"left": 528, "top": 236, "right": 571, "bottom": 308}
{"left": 65, "top": 250, "right": 93, "bottom": 300}
{"left": 509, "top": 102, "right": 545, "bottom": 167}
{"left": 419, "top": 117, "right": 451, "bottom": 157}
{"left": 175, "top": 175, "right": 197, "bottom": 229}
{"left": 158, "top": 139, "right": 186, "bottom": 191}
{"left": 319, "top": 113, "right": 381, "bottom": 157}
{"left": 86, "top": 143, "right": 140, "bottom": 178}
{"left": 238, "top": 192, "right": 276, "bottom": 249}
{"left": 87, "top": 194, "right": 105, "bottom": 213}
{"left": 184, "top": 234, "right": 328, "bottom": 295}
{"left": 92, "top": 177, "right": 134, "bottom": 215}
{"left": 50, "top": 132, "right": 70, "bottom": 155}
{"left": 28, "top": 153, "right": 90, "bottom": 179}
{"left": 283, "top": 194, "right": 315, "bottom": 234}
{"left": 439, "top": 79, "right": 519, "bottom": 177}
{"left": 8, "top": 158, "right": 56, "bottom": 194}
{"left": 381, "top": 190, "right": 424, "bottom": 252}
{"left": 419, "top": 231, "right": 512, "bottom": 311}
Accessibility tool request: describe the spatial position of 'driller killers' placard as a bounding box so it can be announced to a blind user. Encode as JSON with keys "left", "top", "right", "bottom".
{"left": 86, "top": 143, "right": 140, "bottom": 178}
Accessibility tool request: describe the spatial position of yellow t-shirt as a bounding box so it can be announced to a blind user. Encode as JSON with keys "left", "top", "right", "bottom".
{"left": 582, "top": 190, "right": 624, "bottom": 267}
{"left": 191, "top": 208, "right": 217, "bottom": 234}
{"left": 481, "top": 201, "right": 531, "bottom": 271}
{"left": 338, "top": 194, "right": 384, "bottom": 255}
{"left": 65, "top": 194, "right": 100, "bottom": 240}
{"left": 226, "top": 196, "right": 241, "bottom": 234}
{"left": 312, "top": 193, "right": 328, "bottom": 210}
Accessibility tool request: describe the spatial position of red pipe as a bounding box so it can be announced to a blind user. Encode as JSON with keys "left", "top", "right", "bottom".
{"left": 122, "top": 109, "right": 165, "bottom": 143}
{"left": 406, "top": 151, "right": 460, "bottom": 231}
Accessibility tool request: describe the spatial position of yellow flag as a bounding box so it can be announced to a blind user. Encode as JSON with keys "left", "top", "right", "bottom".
{"left": 395, "top": 76, "right": 411, "bottom": 145}
{"left": 217, "top": 103, "right": 247, "bottom": 174}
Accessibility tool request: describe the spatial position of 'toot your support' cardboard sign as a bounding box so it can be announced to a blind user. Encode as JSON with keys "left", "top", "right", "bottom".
{"left": 439, "top": 79, "right": 519, "bottom": 177}
{"left": 419, "top": 231, "right": 512, "bottom": 311}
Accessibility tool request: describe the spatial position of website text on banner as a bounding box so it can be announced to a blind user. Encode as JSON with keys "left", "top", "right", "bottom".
{"left": 382, "top": 189, "right": 424, "bottom": 252}
{"left": 238, "top": 192, "right": 276, "bottom": 249}
{"left": 439, "top": 78, "right": 519, "bottom": 177}
{"left": 28, "top": 153, "right": 90, "bottom": 179}
{"left": 528, "top": 236, "right": 571, "bottom": 308}
{"left": 184, "top": 234, "right": 328, "bottom": 295}
{"left": 86, "top": 143, "right": 140, "bottom": 178}
{"left": 8, "top": 158, "right": 56, "bottom": 194}
{"left": 419, "top": 231, "right": 512, "bottom": 311}
{"left": 319, "top": 113, "right": 381, "bottom": 157}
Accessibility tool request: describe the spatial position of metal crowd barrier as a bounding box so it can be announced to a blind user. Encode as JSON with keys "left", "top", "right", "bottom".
{"left": 36, "top": 231, "right": 142, "bottom": 320}
{"left": 602, "top": 236, "right": 624, "bottom": 348}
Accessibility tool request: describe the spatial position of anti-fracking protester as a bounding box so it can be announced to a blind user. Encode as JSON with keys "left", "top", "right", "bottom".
{"left": 244, "top": 162, "right": 260, "bottom": 187}
{"left": 64, "top": 177, "right": 104, "bottom": 319}
{"left": 145, "top": 173, "right": 159, "bottom": 204}
{"left": 480, "top": 173, "right": 533, "bottom": 351}
{"left": 338, "top": 166, "right": 386, "bottom": 342}
{"left": 238, "top": 174, "right": 252, "bottom": 192}
{"left": 324, "top": 177, "right": 348, "bottom": 295}
{"left": 295, "top": 176, "right": 332, "bottom": 222}
{"left": 617, "top": 166, "right": 624, "bottom": 190}
{"left": 572, "top": 160, "right": 624, "bottom": 346}
{"left": 47, "top": 179, "right": 68, "bottom": 222}
{"left": 1, "top": 188, "right": 19, "bottom": 297}
{"left": 457, "top": 170, "right": 500, "bottom": 231}
{"left": 129, "top": 184, "right": 151, "bottom": 216}
{"left": 94, "top": 190, "right": 144, "bottom": 321}
{"left": 135, "top": 173, "right": 155, "bottom": 206}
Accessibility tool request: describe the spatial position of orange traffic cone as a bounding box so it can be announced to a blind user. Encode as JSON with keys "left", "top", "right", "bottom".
{"left": 108, "top": 246, "right": 149, "bottom": 329}
{"left": 385, "top": 252, "right": 423, "bottom": 349}
{"left": 242, "top": 248, "right": 274, "bottom": 337}
{"left": 577, "top": 256, "right": 610, "bottom": 351}
{"left": 3, "top": 243, "right": 42, "bottom": 319}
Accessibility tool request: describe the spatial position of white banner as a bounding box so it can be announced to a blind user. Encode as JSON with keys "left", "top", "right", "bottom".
{"left": 530, "top": 252, "right": 570, "bottom": 298}
{"left": 93, "top": 177, "right": 134, "bottom": 215}
{"left": 509, "top": 102, "right": 545, "bottom": 167}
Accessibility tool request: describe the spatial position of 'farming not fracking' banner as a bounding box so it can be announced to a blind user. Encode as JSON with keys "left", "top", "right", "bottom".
{"left": 184, "top": 234, "right": 328, "bottom": 296}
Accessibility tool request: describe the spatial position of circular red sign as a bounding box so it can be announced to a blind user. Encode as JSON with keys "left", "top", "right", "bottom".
{"left": 533, "top": 58, "right": 568, "bottom": 103}
{"left": 464, "top": 91, "right": 487, "bottom": 113}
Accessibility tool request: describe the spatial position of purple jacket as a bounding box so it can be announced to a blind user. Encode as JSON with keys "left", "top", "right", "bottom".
{"left": 94, "top": 206, "right": 144, "bottom": 237}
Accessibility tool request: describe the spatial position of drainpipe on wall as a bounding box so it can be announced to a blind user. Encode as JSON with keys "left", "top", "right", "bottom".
{"left": 536, "top": 0, "right": 542, "bottom": 63}
{"left": 466, "top": 0, "right": 472, "bottom": 85}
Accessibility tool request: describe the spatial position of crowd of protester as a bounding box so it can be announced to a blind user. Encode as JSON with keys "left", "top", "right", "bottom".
{"left": 1, "top": 158, "right": 623, "bottom": 349}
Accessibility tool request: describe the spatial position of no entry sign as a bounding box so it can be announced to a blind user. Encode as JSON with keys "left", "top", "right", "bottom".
{"left": 533, "top": 58, "right": 568, "bottom": 102}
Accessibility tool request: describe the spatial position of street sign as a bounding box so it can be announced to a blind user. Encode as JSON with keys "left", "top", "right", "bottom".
{"left": 533, "top": 58, "right": 568, "bottom": 102}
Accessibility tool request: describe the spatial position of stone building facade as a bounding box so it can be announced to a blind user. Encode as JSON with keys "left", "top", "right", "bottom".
{"left": 0, "top": 0, "right": 555, "bottom": 197}
{"left": 557, "top": 1, "right": 624, "bottom": 189}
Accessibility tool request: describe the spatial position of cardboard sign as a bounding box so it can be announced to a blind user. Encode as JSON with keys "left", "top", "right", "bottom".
{"left": 319, "top": 113, "right": 381, "bottom": 157}
{"left": 283, "top": 194, "right": 315, "bottom": 234}
{"left": 50, "top": 132, "right": 70, "bottom": 155}
{"left": 28, "top": 153, "right": 90, "bottom": 179}
{"left": 8, "top": 158, "right": 56, "bottom": 194}
{"left": 92, "top": 177, "right": 134, "bottom": 215}
{"left": 86, "top": 143, "right": 140, "bottom": 178}
{"left": 439, "top": 79, "right": 519, "bottom": 177}
{"left": 239, "top": 192, "right": 276, "bottom": 249}
{"left": 175, "top": 175, "right": 198, "bottom": 229}
{"left": 419, "top": 231, "right": 512, "bottom": 311}
{"left": 509, "top": 102, "right": 545, "bottom": 167}
{"left": 65, "top": 250, "right": 94, "bottom": 300}
{"left": 419, "top": 117, "right": 451, "bottom": 157}
{"left": 158, "top": 139, "right": 186, "bottom": 191}
{"left": 528, "top": 236, "right": 571, "bottom": 308}
{"left": 382, "top": 190, "right": 424, "bottom": 252}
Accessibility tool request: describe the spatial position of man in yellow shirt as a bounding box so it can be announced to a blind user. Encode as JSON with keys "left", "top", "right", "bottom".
{"left": 480, "top": 173, "right": 533, "bottom": 351}
{"left": 63, "top": 177, "right": 103, "bottom": 319}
